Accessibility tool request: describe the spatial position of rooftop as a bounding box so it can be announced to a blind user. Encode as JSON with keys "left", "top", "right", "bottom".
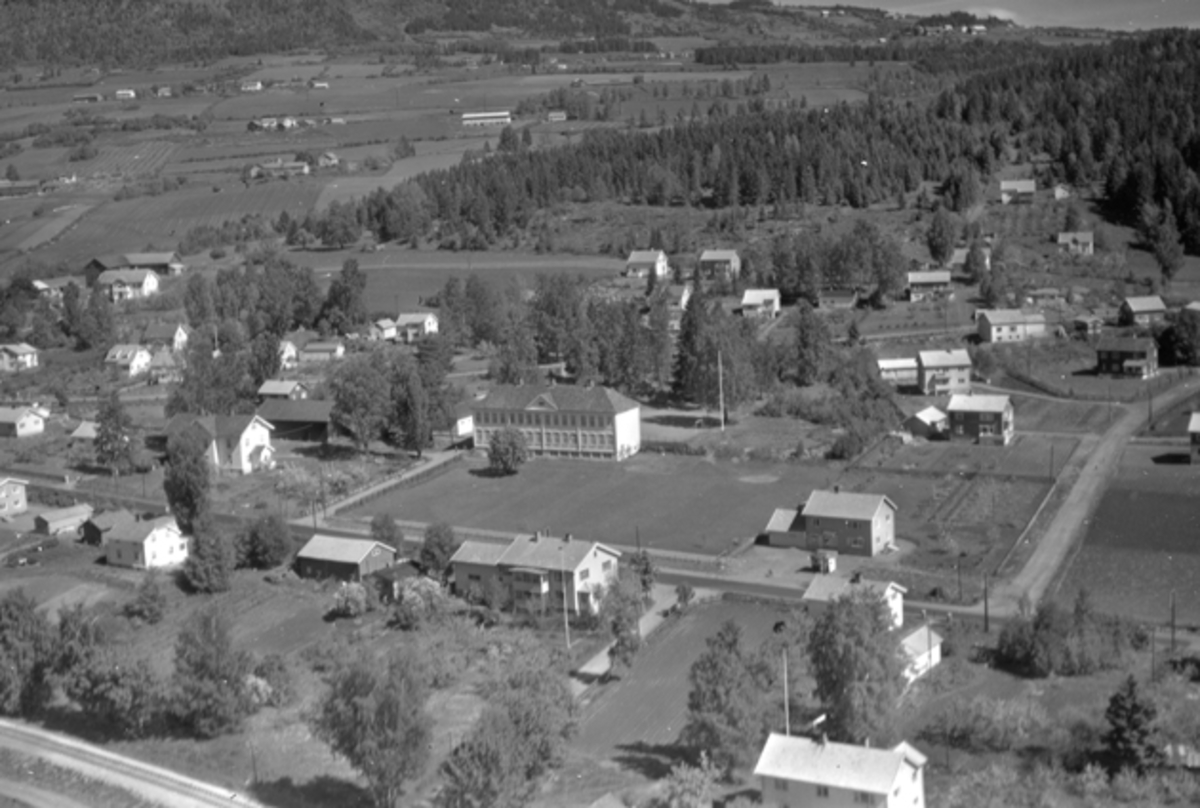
{"left": 96, "top": 268, "right": 156, "bottom": 285}
{"left": 258, "top": 380, "right": 306, "bottom": 396}
{"left": 803, "top": 575, "right": 905, "bottom": 604}
{"left": 947, "top": 393, "right": 1011, "bottom": 414}
{"left": 142, "top": 322, "right": 183, "bottom": 342}
{"left": 474, "top": 384, "right": 639, "bottom": 415}
{"left": 911, "top": 406, "right": 947, "bottom": 425}
{"left": 802, "top": 490, "right": 895, "bottom": 521}
{"left": 901, "top": 624, "right": 945, "bottom": 658}
{"left": 978, "top": 309, "right": 1046, "bottom": 326}
{"left": 765, "top": 508, "right": 800, "bottom": 534}
{"left": 908, "top": 270, "right": 952, "bottom": 284}
{"left": 627, "top": 250, "right": 665, "bottom": 263}
{"left": 297, "top": 535, "right": 396, "bottom": 565}
{"left": 107, "top": 516, "right": 180, "bottom": 545}
{"left": 395, "top": 312, "right": 437, "bottom": 326}
{"left": 124, "top": 252, "right": 180, "bottom": 266}
{"left": 1000, "top": 179, "right": 1036, "bottom": 192}
{"left": 753, "top": 733, "right": 927, "bottom": 795}
{"left": 0, "top": 407, "right": 35, "bottom": 424}
{"left": 699, "top": 249, "right": 739, "bottom": 261}
{"left": 452, "top": 533, "right": 620, "bottom": 572}
{"left": 256, "top": 399, "right": 333, "bottom": 425}
{"left": 1123, "top": 295, "right": 1166, "bottom": 313}
{"left": 1189, "top": 413, "right": 1200, "bottom": 434}
{"left": 39, "top": 504, "right": 94, "bottom": 522}
{"left": 918, "top": 349, "right": 971, "bottom": 369}
{"left": 741, "top": 289, "right": 780, "bottom": 307}
{"left": 876, "top": 357, "right": 918, "bottom": 371}
{"left": 88, "top": 509, "right": 137, "bottom": 532}
{"left": 1057, "top": 231, "right": 1094, "bottom": 244}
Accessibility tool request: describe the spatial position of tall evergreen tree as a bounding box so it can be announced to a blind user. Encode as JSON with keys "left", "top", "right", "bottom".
{"left": 94, "top": 390, "right": 134, "bottom": 478}
{"left": 1104, "top": 675, "right": 1162, "bottom": 776}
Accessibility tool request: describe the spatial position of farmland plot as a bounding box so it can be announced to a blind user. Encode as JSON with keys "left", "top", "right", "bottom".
{"left": 71, "top": 141, "right": 178, "bottom": 177}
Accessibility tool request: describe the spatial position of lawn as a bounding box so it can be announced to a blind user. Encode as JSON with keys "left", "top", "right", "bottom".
{"left": 572, "top": 598, "right": 790, "bottom": 764}
{"left": 862, "top": 433, "right": 1081, "bottom": 479}
{"left": 1008, "top": 394, "right": 1112, "bottom": 434}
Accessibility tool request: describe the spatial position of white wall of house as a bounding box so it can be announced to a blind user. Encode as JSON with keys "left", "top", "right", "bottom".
{"left": 760, "top": 767, "right": 924, "bottom": 808}
{"left": 0, "top": 481, "right": 26, "bottom": 514}
{"left": 106, "top": 526, "right": 188, "bottom": 569}
{"left": 614, "top": 408, "right": 642, "bottom": 460}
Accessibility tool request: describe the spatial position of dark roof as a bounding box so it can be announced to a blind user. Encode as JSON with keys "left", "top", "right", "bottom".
{"left": 89, "top": 255, "right": 129, "bottom": 270}
{"left": 257, "top": 399, "right": 333, "bottom": 425}
{"left": 142, "top": 323, "right": 183, "bottom": 342}
{"left": 1098, "top": 337, "right": 1155, "bottom": 353}
{"left": 87, "top": 509, "right": 137, "bottom": 532}
{"left": 166, "top": 413, "right": 267, "bottom": 441}
{"left": 473, "top": 384, "right": 639, "bottom": 415}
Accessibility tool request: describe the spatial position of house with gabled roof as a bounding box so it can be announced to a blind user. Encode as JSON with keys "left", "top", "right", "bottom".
{"left": 279, "top": 330, "right": 318, "bottom": 370}
{"left": 0, "top": 343, "right": 39, "bottom": 373}
{"left": 1000, "top": 178, "right": 1036, "bottom": 204}
{"left": 472, "top": 384, "right": 641, "bottom": 461}
{"left": 947, "top": 393, "right": 1014, "bottom": 445}
{"left": 32, "top": 276, "right": 86, "bottom": 301}
{"left": 907, "top": 269, "right": 952, "bottom": 301}
{"left": 800, "top": 489, "right": 897, "bottom": 557}
{"left": 0, "top": 478, "right": 27, "bottom": 516}
{"left": 1096, "top": 336, "right": 1158, "bottom": 379}
{"left": 140, "top": 322, "right": 188, "bottom": 353}
{"left": 395, "top": 312, "right": 439, "bottom": 343}
{"left": 1120, "top": 295, "right": 1167, "bottom": 327}
{"left": 70, "top": 421, "right": 97, "bottom": 442}
{"left": 698, "top": 249, "right": 741, "bottom": 279}
{"left": 81, "top": 509, "right": 138, "bottom": 546}
{"left": 803, "top": 574, "right": 907, "bottom": 629}
{"left": 123, "top": 252, "right": 185, "bottom": 276}
{"left": 256, "top": 399, "right": 332, "bottom": 443}
{"left": 298, "top": 340, "right": 344, "bottom": 364}
{"left": 95, "top": 269, "right": 159, "bottom": 302}
{"left": 624, "top": 249, "right": 670, "bottom": 279}
{"left": 449, "top": 531, "right": 620, "bottom": 614}
{"left": 904, "top": 406, "right": 947, "bottom": 439}
{"left": 35, "top": 504, "right": 93, "bottom": 536}
{"left": 168, "top": 413, "right": 275, "bottom": 474}
{"left": 917, "top": 349, "right": 971, "bottom": 395}
{"left": 371, "top": 318, "right": 397, "bottom": 342}
{"left": 1057, "top": 231, "right": 1095, "bottom": 256}
{"left": 819, "top": 288, "right": 859, "bottom": 310}
{"left": 257, "top": 380, "right": 309, "bottom": 401}
{"left": 902, "top": 623, "right": 945, "bottom": 683}
{"left": 104, "top": 344, "right": 152, "bottom": 377}
{"left": 755, "top": 733, "right": 927, "bottom": 808}
{"left": 148, "top": 349, "right": 181, "bottom": 384}
{"left": 740, "top": 289, "right": 781, "bottom": 319}
{"left": 106, "top": 516, "right": 187, "bottom": 569}
{"left": 876, "top": 357, "right": 918, "bottom": 388}
{"left": 0, "top": 407, "right": 44, "bottom": 438}
{"left": 295, "top": 534, "right": 397, "bottom": 581}
{"left": 1189, "top": 413, "right": 1200, "bottom": 465}
{"left": 976, "top": 309, "right": 1046, "bottom": 343}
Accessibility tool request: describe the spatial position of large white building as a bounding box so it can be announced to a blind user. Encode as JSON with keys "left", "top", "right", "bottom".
{"left": 472, "top": 384, "right": 641, "bottom": 461}
{"left": 976, "top": 309, "right": 1047, "bottom": 343}
{"left": 756, "top": 733, "right": 927, "bottom": 808}
{"left": 462, "top": 111, "right": 512, "bottom": 127}
{"left": 105, "top": 516, "right": 187, "bottom": 570}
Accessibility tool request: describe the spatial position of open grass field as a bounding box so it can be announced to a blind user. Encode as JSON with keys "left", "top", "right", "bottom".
{"left": 863, "top": 433, "right": 1079, "bottom": 479}
{"left": 73, "top": 141, "right": 179, "bottom": 177}
{"left": 314, "top": 139, "right": 477, "bottom": 210}
{"left": 573, "top": 598, "right": 790, "bottom": 762}
{"left": 1056, "top": 453, "right": 1200, "bottom": 624}
{"left": 1007, "top": 393, "right": 1112, "bottom": 433}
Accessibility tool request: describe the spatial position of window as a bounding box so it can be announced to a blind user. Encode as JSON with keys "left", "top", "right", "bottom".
{"left": 854, "top": 792, "right": 873, "bottom": 804}
{"left": 579, "top": 569, "right": 590, "bottom": 581}
{"left": 775, "top": 778, "right": 789, "bottom": 791}
{"left": 602, "top": 560, "right": 613, "bottom": 572}
{"left": 816, "top": 786, "right": 830, "bottom": 797}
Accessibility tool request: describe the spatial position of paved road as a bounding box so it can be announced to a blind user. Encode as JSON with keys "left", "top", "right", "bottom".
{"left": 0, "top": 720, "right": 263, "bottom": 808}
{"left": 0, "top": 777, "right": 92, "bottom": 808}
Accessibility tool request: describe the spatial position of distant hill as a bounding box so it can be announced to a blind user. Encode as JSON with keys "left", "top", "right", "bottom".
{"left": 0, "top": 0, "right": 696, "bottom": 68}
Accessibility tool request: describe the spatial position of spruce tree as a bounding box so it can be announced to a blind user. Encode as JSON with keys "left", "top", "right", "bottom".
{"left": 1104, "top": 675, "right": 1162, "bottom": 776}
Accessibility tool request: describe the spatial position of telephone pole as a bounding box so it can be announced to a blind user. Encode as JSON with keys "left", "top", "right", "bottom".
{"left": 717, "top": 349, "right": 726, "bottom": 432}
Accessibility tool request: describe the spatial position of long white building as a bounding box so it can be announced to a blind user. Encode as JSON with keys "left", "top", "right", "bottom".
{"left": 462, "top": 111, "right": 512, "bottom": 127}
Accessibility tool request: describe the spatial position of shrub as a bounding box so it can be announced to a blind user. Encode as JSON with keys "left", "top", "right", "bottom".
{"left": 923, "top": 696, "right": 1052, "bottom": 752}
{"left": 252, "top": 653, "right": 295, "bottom": 708}
{"left": 125, "top": 571, "right": 167, "bottom": 625}
{"left": 330, "top": 582, "right": 370, "bottom": 619}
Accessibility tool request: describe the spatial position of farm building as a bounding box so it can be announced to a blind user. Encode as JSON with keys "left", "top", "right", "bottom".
{"left": 1000, "top": 178, "right": 1036, "bottom": 204}
{"left": 1057, "top": 231, "right": 1095, "bottom": 256}
{"left": 299, "top": 340, "right": 345, "bottom": 363}
{"left": 449, "top": 532, "right": 620, "bottom": 614}
{"left": 763, "top": 507, "right": 802, "bottom": 545}
{"left": 1073, "top": 314, "right": 1104, "bottom": 337}
{"left": 698, "top": 249, "right": 741, "bottom": 279}
{"left": 168, "top": 413, "right": 275, "bottom": 474}
{"left": 69, "top": 421, "right": 97, "bottom": 442}
{"left": 976, "top": 309, "right": 1047, "bottom": 343}
{"left": 740, "top": 289, "right": 781, "bottom": 319}
{"left": 1190, "top": 413, "right": 1200, "bottom": 465}
{"left": 106, "top": 517, "right": 187, "bottom": 570}
{"left": 0, "top": 343, "right": 39, "bottom": 372}
{"left": 624, "top": 249, "right": 670, "bottom": 278}
{"left": 818, "top": 288, "right": 859, "bottom": 309}
{"left": 0, "top": 407, "right": 44, "bottom": 438}
{"left": 256, "top": 399, "right": 333, "bottom": 442}
{"left": 95, "top": 269, "right": 159, "bottom": 302}
{"left": 907, "top": 269, "right": 952, "bottom": 301}
{"left": 546, "top": 110, "right": 568, "bottom": 122}
{"left": 462, "top": 111, "right": 512, "bottom": 127}
{"left": 258, "top": 380, "right": 309, "bottom": 401}
{"left": 902, "top": 623, "right": 945, "bottom": 683}
{"left": 1026, "top": 287, "right": 1063, "bottom": 307}
{"left": 0, "top": 478, "right": 27, "bottom": 516}
{"left": 370, "top": 319, "right": 397, "bottom": 341}
{"left": 36, "top": 504, "right": 94, "bottom": 536}
{"left": 803, "top": 574, "right": 906, "bottom": 629}
{"left": 1096, "top": 337, "right": 1158, "bottom": 378}
{"left": 395, "top": 312, "right": 439, "bottom": 343}
{"left": 252, "top": 160, "right": 310, "bottom": 179}
{"left": 104, "top": 344, "right": 152, "bottom": 377}
{"left": 800, "top": 489, "right": 897, "bottom": 558}
{"left": 472, "top": 384, "right": 641, "bottom": 461}
{"left": 917, "top": 349, "right": 972, "bottom": 395}
{"left": 114, "top": 89, "right": 136, "bottom": 100}
{"left": 295, "top": 535, "right": 397, "bottom": 581}
{"left": 947, "top": 393, "right": 1014, "bottom": 446}
{"left": 905, "top": 406, "right": 948, "bottom": 439}
{"left": 1120, "top": 295, "right": 1167, "bottom": 327}
{"left": 754, "top": 734, "right": 927, "bottom": 808}
{"left": 140, "top": 322, "right": 188, "bottom": 353}
{"left": 87, "top": 253, "right": 184, "bottom": 279}
{"left": 876, "top": 357, "right": 918, "bottom": 387}
{"left": 81, "top": 509, "right": 138, "bottom": 546}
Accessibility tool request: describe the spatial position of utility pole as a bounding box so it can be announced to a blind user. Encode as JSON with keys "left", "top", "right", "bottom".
{"left": 983, "top": 574, "right": 990, "bottom": 634}
{"left": 1171, "top": 590, "right": 1177, "bottom": 655}
{"left": 782, "top": 648, "right": 790, "bottom": 736}
{"left": 718, "top": 349, "right": 726, "bottom": 432}
{"left": 561, "top": 545, "right": 571, "bottom": 651}
{"left": 1049, "top": 445, "right": 1055, "bottom": 481}
{"left": 956, "top": 561, "right": 962, "bottom": 603}
{"left": 1149, "top": 385, "right": 1155, "bottom": 429}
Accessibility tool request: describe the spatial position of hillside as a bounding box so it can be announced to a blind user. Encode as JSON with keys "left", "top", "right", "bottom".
{"left": 0, "top": 0, "right": 900, "bottom": 68}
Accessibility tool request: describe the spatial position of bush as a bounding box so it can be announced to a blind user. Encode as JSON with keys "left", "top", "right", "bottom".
{"left": 252, "top": 653, "right": 295, "bottom": 708}
{"left": 923, "top": 696, "right": 1052, "bottom": 752}
{"left": 125, "top": 571, "right": 167, "bottom": 625}
{"left": 330, "top": 582, "right": 370, "bottom": 619}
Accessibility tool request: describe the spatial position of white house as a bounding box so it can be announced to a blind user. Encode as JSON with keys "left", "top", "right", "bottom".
{"left": 904, "top": 406, "right": 948, "bottom": 439}
{"left": 0, "top": 343, "right": 39, "bottom": 372}
{"left": 241, "top": 80, "right": 263, "bottom": 92}
{"left": 104, "top": 344, "right": 153, "bottom": 377}
{"left": 449, "top": 532, "right": 621, "bottom": 614}
{"left": 95, "top": 269, "right": 159, "bottom": 302}
{"left": 698, "top": 249, "right": 741, "bottom": 279}
{"left": 0, "top": 407, "right": 45, "bottom": 438}
{"left": 917, "top": 349, "right": 972, "bottom": 395}
{"left": 876, "top": 357, "right": 918, "bottom": 387}
{"left": 976, "top": 310, "right": 1047, "bottom": 343}
{"left": 755, "top": 733, "right": 927, "bottom": 808}
{"left": 740, "top": 289, "right": 782, "bottom": 319}
{"left": 802, "top": 574, "right": 907, "bottom": 629}
{"left": 106, "top": 516, "right": 188, "bottom": 570}
{"left": 902, "top": 623, "right": 944, "bottom": 683}
{"left": 0, "top": 478, "right": 27, "bottom": 515}
{"left": 140, "top": 322, "right": 188, "bottom": 353}
{"left": 907, "top": 270, "right": 952, "bottom": 301}
{"left": 1057, "top": 231, "right": 1095, "bottom": 257}
{"left": 472, "top": 384, "right": 641, "bottom": 461}
{"left": 299, "top": 341, "right": 345, "bottom": 363}
{"left": 797, "top": 489, "right": 897, "bottom": 558}
{"left": 372, "top": 318, "right": 398, "bottom": 341}
{"left": 1000, "top": 178, "right": 1036, "bottom": 204}
{"left": 624, "top": 250, "right": 670, "bottom": 279}
{"left": 395, "top": 312, "right": 439, "bottom": 343}
{"left": 278, "top": 338, "right": 300, "bottom": 370}
{"left": 169, "top": 414, "right": 275, "bottom": 475}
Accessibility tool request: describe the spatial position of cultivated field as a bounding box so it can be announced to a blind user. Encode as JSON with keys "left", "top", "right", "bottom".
{"left": 862, "top": 433, "right": 1080, "bottom": 479}
{"left": 1007, "top": 393, "right": 1112, "bottom": 433}
{"left": 1057, "top": 457, "right": 1200, "bottom": 625}
{"left": 314, "top": 139, "right": 477, "bottom": 210}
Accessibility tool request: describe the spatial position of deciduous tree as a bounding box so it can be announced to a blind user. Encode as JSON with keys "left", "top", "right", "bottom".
{"left": 0, "top": 590, "right": 54, "bottom": 716}
{"left": 329, "top": 352, "right": 391, "bottom": 453}
{"left": 95, "top": 390, "right": 134, "bottom": 478}
{"left": 488, "top": 426, "right": 528, "bottom": 475}
{"left": 182, "top": 516, "right": 234, "bottom": 594}
{"left": 125, "top": 570, "right": 167, "bottom": 625}
{"left": 163, "top": 426, "right": 211, "bottom": 534}
{"left": 370, "top": 513, "right": 401, "bottom": 549}
{"left": 171, "top": 604, "right": 252, "bottom": 738}
{"left": 419, "top": 522, "right": 459, "bottom": 583}
{"left": 70, "top": 652, "right": 163, "bottom": 738}
{"left": 311, "top": 650, "right": 433, "bottom": 808}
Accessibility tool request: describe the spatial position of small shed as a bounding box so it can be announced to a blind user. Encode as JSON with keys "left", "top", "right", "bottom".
{"left": 764, "top": 507, "right": 803, "bottom": 547}
{"left": 80, "top": 509, "right": 138, "bottom": 546}
{"left": 902, "top": 624, "right": 944, "bottom": 683}
{"left": 295, "top": 534, "right": 397, "bottom": 581}
{"left": 35, "top": 504, "right": 94, "bottom": 536}
{"left": 905, "top": 406, "right": 948, "bottom": 439}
